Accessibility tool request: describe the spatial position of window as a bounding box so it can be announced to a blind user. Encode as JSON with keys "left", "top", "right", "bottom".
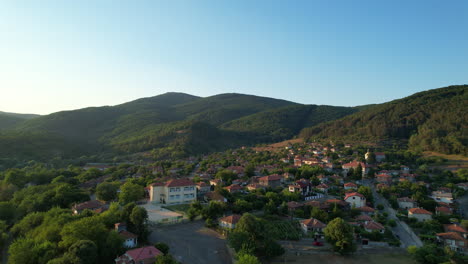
{"left": 175, "top": 195, "right": 180, "bottom": 199}
{"left": 176, "top": 187, "right": 181, "bottom": 192}
{"left": 170, "top": 188, "right": 175, "bottom": 192}
{"left": 169, "top": 195, "right": 175, "bottom": 200}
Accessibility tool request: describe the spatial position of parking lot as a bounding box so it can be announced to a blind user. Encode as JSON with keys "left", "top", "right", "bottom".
{"left": 148, "top": 220, "right": 231, "bottom": 264}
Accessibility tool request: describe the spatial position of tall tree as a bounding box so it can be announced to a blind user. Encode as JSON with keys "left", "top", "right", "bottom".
{"left": 323, "top": 217, "right": 356, "bottom": 255}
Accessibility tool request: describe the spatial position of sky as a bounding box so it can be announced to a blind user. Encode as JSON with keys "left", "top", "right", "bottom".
{"left": 1, "top": 0, "right": 467, "bottom": 115}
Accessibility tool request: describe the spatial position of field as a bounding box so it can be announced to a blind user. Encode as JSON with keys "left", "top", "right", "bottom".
{"left": 423, "top": 151, "right": 468, "bottom": 171}
{"left": 264, "top": 220, "right": 302, "bottom": 240}
{"left": 268, "top": 252, "right": 415, "bottom": 264}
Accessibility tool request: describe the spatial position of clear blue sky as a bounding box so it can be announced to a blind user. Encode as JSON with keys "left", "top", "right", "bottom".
{"left": 1, "top": 0, "right": 467, "bottom": 114}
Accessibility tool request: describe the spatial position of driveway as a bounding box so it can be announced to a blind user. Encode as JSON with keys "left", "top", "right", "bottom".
{"left": 149, "top": 220, "right": 231, "bottom": 264}
{"left": 365, "top": 180, "right": 423, "bottom": 248}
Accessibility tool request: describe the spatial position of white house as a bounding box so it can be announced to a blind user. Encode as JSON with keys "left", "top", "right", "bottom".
{"left": 408, "top": 208, "right": 433, "bottom": 222}
{"left": 344, "top": 192, "right": 366, "bottom": 208}
{"left": 431, "top": 191, "right": 453, "bottom": 204}
{"left": 149, "top": 179, "right": 196, "bottom": 205}
{"left": 219, "top": 214, "right": 241, "bottom": 229}
{"left": 115, "top": 223, "right": 137, "bottom": 248}
{"left": 363, "top": 221, "right": 385, "bottom": 234}
{"left": 436, "top": 232, "right": 467, "bottom": 253}
{"left": 300, "top": 218, "right": 326, "bottom": 234}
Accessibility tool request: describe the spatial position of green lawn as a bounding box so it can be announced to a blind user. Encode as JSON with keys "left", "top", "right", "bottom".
{"left": 162, "top": 204, "right": 191, "bottom": 214}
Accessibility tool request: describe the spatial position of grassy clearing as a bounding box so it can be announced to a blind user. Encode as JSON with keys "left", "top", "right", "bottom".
{"left": 162, "top": 204, "right": 191, "bottom": 215}
{"left": 263, "top": 220, "right": 302, "bottom": 240}
{"left": 423, "top": 151, "right": 468, "bottom": 171}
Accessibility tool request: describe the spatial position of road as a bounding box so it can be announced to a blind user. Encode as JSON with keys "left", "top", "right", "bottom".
{"left": 149, "top": 220, "right": 231, "bottom": 264}
{"left": 363, "top": 180, "right": 423, "bottom": 248}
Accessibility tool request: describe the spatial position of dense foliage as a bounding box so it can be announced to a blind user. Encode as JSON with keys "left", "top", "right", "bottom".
{"left": 301, "top": 85, "right": 468, "bottom": 155}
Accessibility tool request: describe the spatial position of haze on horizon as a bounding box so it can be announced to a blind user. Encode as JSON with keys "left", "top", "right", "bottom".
{"left": 1, "top": 0, "right": 467, "bottom": 115}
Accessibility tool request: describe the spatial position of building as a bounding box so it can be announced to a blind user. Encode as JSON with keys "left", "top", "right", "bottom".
{"left": 300, "top": 218, "right": 326, "bottom": 234}
{"left": 219, "top": 214, "right": 242, "bottom": 229}
{"left": 225, "top": 184, "right": 243, "bottom": 193}
{"left": 149, "top": 179, "right": 196, "bottom": 205}
{"left": 436, "top": 232, "right": 467, "bottom": 253}
{"left": 358, "top": 206, "right": 375, "bottom": 216}
{"left": 363, "top": 221, "right": 385, "bottom": 233}
{"left": 344, "top": 182, "right": 357, "bottom": 190}
{"left": 115, "top": 246, "right": 163, "bottom": 264}
{"left": 115, "top": 223, "right": 138, "bottom": 248}
{"left": 397, "top": 197, "right": 417, "bottom": 209}
{"left": 444, "top": 224, "right": 468, "bottom": 239}
{"left": 72, "top": 200, "right": 106, "bottom": 215}
{"left": 436, "top": 206, "right": 453, "bottom": 215}
{"left": 196, "top": 182, "right": 211, "bottom": 195}
{"left": 408, "top": 208, "right": 433, "bottom": 222}
{"left": 259, "top": 174, "right": 282, "bottom": 188}
{"left": 376, "top": 174, "right": 392, "bottom": 185}
{"left": 344, "top": 192, "right": 366, "bottom": 208}
{"left": 431, "top": 191, "right": 453, "bottom": 204}
{"left": 375, "top": 152, "right": 386, "bottom": 162}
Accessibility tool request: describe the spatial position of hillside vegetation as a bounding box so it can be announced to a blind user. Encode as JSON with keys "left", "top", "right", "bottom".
{"left": 300, "top": 85, "right": 468, "bottom": 155}
{"left": 3, "top": 93, "right": 357, "bottom": 161}
{"left": 0, "top": 111, "right": 39, "bottom": 130}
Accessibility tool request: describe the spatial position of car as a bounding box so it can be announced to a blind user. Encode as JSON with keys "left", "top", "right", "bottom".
{"left": 312, "top": 241, "right": 323, "bottom": 246}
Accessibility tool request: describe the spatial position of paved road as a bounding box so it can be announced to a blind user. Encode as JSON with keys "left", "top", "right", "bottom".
{"left": 364, "top": 180, "right": 423, "bottom": 248}
{"left": 149, "top": 220, "right": 231, "bottom": 264}
{"left": 457, "top": 194, "right": 468, "bottom": 218}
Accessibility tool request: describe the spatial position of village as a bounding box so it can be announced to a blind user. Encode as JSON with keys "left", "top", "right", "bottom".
{"left": 75, "top": 141, "right": 468, "bottom": 264}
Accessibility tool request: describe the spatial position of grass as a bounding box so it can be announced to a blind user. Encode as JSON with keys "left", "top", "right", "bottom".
{"left": 263, "top": 220, "right": 302, "bottom": 240}
{"left": 268, "top": 253, "right": 416, "bottom": 264}
{"left": 162, "top": 204, "right": 191, "bottom": 215}
{"left": 423, "top": 151, "right": 468, "bottom": 171}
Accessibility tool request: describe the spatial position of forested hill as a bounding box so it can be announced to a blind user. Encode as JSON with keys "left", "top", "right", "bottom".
{"left": 0, "top": 111, "right": 39, "bottom": 130}
{"left": 2, "top": 92, "right": 358, "bottom": 161}
{"left": 300, "top": 85, "right": 468, "bottom": 155}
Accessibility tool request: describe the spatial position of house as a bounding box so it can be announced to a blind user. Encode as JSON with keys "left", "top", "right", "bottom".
{"left": 431, "top": 191, "right": 453, "bottom": 204}
{"left": 196, "top": 182, "right": 211, "bottom": 195}
{"left": 149, "top": 179, "right": 196, "bottom": 205}
{"left": 259, "top": 174, "right": 282, "bottom": 188}
{"left": 204, "top": 191, "right": 227, "bottom": 203}
{"left": 115, "top": 246, "right": 163, "bottom": 264}
{"left": 288, "top": 181, "right": 310, "bottom": 196}
{"left": 363, "top": 221, "right": 385, "bottom": 234}
{"left": 209, "top": 179, "right": 223, "bottom": 186}
{"left": 375, "top": 152, "right": 386, "bottom": 162}
{"left": 400, "top": 165, "right": 410, "bottom": 173}
{"left": 219, "top": 214, "right": 242, "bottom": 229}
{"left": 72, "top": 200, "right": 106, "bottom": 215}
{"left": 355, "top": 214, "right": 373, "bottom": 222}
{"left": 225, "top": 184, "right": 243, "bottom": 193}
{"left": 287, "top": 201, "right": 303, "bottom": 211}
{"left": 408, "top": 208, "right": 433, "bottom": 222}
{"left": 358, "top": 206, "right": 375, "bottom": 216}
{"left": 344, "top": 192, "right": 366, "bottom": 208}
{"left": 376, "top": 174, "right": 392, "bottom": 185}
{"left": 397, "top": 197, "right": 417, "bottom": 209}
{"left": 444, "top": 224, "right": 468, "bottom": 239}
{"left": 316, "top": 183, "right": 329, "bottom": 193}
{"left": 115, "top": 223, "right": 138, "bottom": 248}
{"left": 300, "top": 218, "right": 326, "bottom": 234}
{"left": 344, "top": 182, "right": 357, "bottom": 190}
{"left": 436, "top": 232, "right": 467, "bottom": 253}
{"left": 436, "top": 206, "right": 453, "bottom": 215}
{"left": 456, "top": 183, "right": 468, "bottom": 191}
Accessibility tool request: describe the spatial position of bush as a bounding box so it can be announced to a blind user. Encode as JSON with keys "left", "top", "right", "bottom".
{"left": 388, "top": 219, "right": 397, "bottom": 227}
{"left": 377, "top": 204, "right": 384, "bottom": 210}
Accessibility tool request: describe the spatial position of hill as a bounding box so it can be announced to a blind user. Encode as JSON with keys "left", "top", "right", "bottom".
{"left": 4, "top": 92, "right": 357, "bottom": 161}
{"left": 0, "top": 111, "right": 39, "bottom": 130}
{"left": 300, "top": 85, "right": 468, "bottom": 155}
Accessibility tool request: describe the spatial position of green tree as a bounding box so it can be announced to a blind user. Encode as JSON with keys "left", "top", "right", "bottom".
{"left": 129, "top": 206, "right": 149, "bottom": 240}
{"left": 237, "top": 253, "right": 261, "bottom": 264}
{"left": 323, "top": 217, "right": 356, "bottom": 255}
{"left": 66, "top": 240, "right": 98, "bottom": 264}
{"left": 155, "top": 254, "right": 178, "bottom": 264}
{"left": 119, "top": 182, "right": 144, "bottom": 204}
{"left": 311, "top": 206, "right": 328, "bottom": 222}
{"left": 95, "top": 182, "right": 119, "bottom": 201}
{"left": 154, "top": 242, "right": 170, "bottom": 255}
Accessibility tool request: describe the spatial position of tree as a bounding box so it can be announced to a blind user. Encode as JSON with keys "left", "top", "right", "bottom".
{"left": 66, "top": 240, "right": 98, "bottom": 264}
{"left": 311, "top": 206, "right": 328, "bottom": 222}
{"left": 237, "top": 254, "right": 261, "bottom": 264}
{"left": 154, "top": 242, "right": 170, "bottom": 255}
{"left": 323, "top": 217, "right": 356, "bottom": 255}
{"left": 357, "top": 186, "right": 373, "bottom": 204}
{"left": 119, "top": 182, "right": 144, "bottom": 204}
{"left": 129, "top": 206, "right": 149, "bottom": 240}
{"left": 407, "top": 244, "right": 448, "bottom": 264}
{"left": 95, "top": 182, "right": 119, "bottom": 201}
{"left": 155, "top": 254, "right": 178, "bottom": 264}
{"left": 235, "top": 213, "right": 264, "bottom": 241}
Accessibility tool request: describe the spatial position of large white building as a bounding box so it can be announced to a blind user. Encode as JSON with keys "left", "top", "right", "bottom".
{"left": 149, "top": 179, "right": 196, "bottom": 205}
